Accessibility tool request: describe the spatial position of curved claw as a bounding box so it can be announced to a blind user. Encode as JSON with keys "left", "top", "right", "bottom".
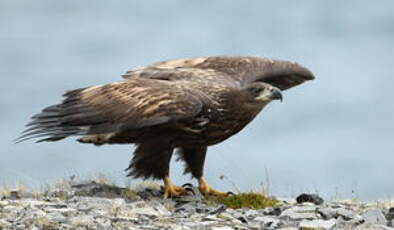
{"left": 226, "top": 191, "right": 235, "bottom": 196}
{"left": 198, "top": 177, "right": 229, "bottom": 197}
{"left": 162, "top": 177, "right": 189, "bottom": 199}
{"left": 182, "top": 183, "right": 194, "bottom": 188}
{"left": 184, "top": 186, "right": 196, "bottom": 196}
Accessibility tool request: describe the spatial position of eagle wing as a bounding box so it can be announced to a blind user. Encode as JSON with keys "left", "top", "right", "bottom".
{"left": 122, "top": 56, "right": 314, "bottom": 90}
{"left": 17, "top": 79, "right": 202, "bottom": 143}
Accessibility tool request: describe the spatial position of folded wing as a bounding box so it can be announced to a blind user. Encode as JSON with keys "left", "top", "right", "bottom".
{"left": 16, "top": 79, "right": 202, "bottom": 143}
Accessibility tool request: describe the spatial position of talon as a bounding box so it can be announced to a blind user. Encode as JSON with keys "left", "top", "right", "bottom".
{"left": 198, "top": 177, "right": 229, "bottom": 197}
{"left": 182, "top": 183, "right": 193, "bottom": 188}
{"left": 162, "top": 177, "right": 188, "bottom": 199}
{"left": 227, "top": 191, "right": 235, "bottom": 196}
{"left": 184, "top": 187, "right": 196, "bottom": 195}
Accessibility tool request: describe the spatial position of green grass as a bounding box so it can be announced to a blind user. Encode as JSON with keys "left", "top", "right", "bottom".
{"left": 206, "top": 193, "right": 278, "bottom": 209}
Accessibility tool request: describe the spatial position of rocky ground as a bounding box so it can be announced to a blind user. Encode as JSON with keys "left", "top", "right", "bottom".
{"left": 0, "top": 180, "right": 393, "bottom": 230}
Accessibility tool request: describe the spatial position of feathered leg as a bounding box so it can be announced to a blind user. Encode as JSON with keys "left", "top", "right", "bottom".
{"left": 125, "top": 138, "right": 187, "bottom": 198}
{"left": 177, "top": 146, "right": 228, "bottom": 196}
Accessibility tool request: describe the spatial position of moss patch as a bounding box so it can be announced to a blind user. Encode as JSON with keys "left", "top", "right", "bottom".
{"left": 206, "top": 193, "right": 278, "bottom": 209}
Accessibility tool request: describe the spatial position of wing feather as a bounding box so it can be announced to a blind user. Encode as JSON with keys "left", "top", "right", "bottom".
{"left": 122, "top": 56, "right": 314, "bottom": 90}
{"left": 16, "top": 79, "right": 202, "bottom": 143}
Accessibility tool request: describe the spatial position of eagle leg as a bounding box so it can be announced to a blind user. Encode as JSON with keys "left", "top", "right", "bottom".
{"left": 198, "top": 177, "right": 228, "bottom": 197}
{"left": 162, "top": 176, "right": 188, "bottom": 199}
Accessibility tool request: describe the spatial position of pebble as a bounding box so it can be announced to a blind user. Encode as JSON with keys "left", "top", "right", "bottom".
{"left": 0, "top": 181, "right": 393, "bottom": 229}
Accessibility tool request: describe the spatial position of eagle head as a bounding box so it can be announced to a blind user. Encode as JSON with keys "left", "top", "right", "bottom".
{"left": 244, "top": 82, "right": 283, "bottom": 103}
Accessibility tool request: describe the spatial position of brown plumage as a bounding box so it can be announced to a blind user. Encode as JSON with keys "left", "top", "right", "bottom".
{"left": 17, "top": 56, "right": 314, "bottom": 197}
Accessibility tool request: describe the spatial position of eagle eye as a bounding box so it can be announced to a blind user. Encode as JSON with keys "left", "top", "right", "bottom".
{"left": 247, "top": 87, "right": 263, "bottom": 97}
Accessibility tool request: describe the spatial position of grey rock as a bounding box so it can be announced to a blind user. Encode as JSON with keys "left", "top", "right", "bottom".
{"left": 363, "top": 209, "right": 387, "bottom": 225}
{"left": 280, "top": 206, "right": 318, "bottom": 220}
{"left": 317, "top": 207, "right": 336, "bottom": 219}
{"left": 243, "top": 209, "right": 259, "bottom": 219}
{"left": 387, "top": 207, "right": 394, "bottom": 227}
{"left": 387, "top": 207, "right": 394, "bottom": 219}
{"left": 217, "top": 212, "right": 242, "bottom": 224}
{"left": 262, "top": 207, "right": 282, "bottom": 216}
{"left": 254, "top": 216, "right": 281, "bottom": 228}
{"left": 209, "top": 204, "right": 227, "bottom": 215}
{"left": 336, "top": 207, "right": 357, "bottom": 220}
{"left": 355, "top": 224, "right": 394, "bottom": 230}
{"left": 211, "top": 226, "right": 235, "bottom": 230}
{"left": 202, "top": 214, "right": 221, "bottom": 221}
{"left": 296, "top": 193, "right": 324, "bottom": 205}
{"left": 232, "top": 212, "right": 249, "bottom": 223}
{"left": 70, "top": 215, "right": 95, "bottom": 227}
{"left": 46, "top": 212, "right": 67, "bottom": 223}
{"left": 299, "top": 219, "right": 336, "bottom": 229}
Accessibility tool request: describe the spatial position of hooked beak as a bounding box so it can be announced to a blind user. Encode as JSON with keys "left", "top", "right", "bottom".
{"left": 269, "top": 88, "right": 283, "bottom": 102}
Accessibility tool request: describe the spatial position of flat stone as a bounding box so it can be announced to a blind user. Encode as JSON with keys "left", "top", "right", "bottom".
{"left": 70, "top": 215, "right": 95, "bottom": 227}
{"left": 317, "top": 207, "right": 336, "bottom": 219}
{"left": 280, "top": 206, "right": 318, "bottom": 220}
{"left": 363, "top": 209, "right": 387, "bottom": 225}
{"left": 336, "top": 208, "right": 357, "bottom": 220}
{"left": 202, "top": 214, "right": 221, "bottom": 221}
{"left": 355, "top": 224, "right": 394, "bottom": 230}
{"left": 299, "top": 219, "right": 336, "bottom": 229}
{"left": 133, "top": 207, "right": 160, "bottom": 217}
{"left": 217, "top": 213, "right": 242, "bottom": 224}
{"left": 211, "top": 226, "right": 235, "bottom": 230}
{"left": 254, "top": 216, "right": 281, "bottom": 228}
{"left": 46, "top": 212, "right": 67, "bottom": 223}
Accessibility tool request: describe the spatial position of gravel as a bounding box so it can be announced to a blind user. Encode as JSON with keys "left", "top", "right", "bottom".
{"left": 0, "top": 181, "right": 393, "bottom": 229}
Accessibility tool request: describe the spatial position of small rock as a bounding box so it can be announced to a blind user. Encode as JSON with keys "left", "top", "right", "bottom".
{"left": 232, "top": 212, "right": 248, "bottom": 223}
{"left": 209, "top": 204, "right": 227, "bottom": 215}
{"left": 244, "top": 209, "right": 259, "bottom": 219}
{"left": 262, "top": 207, "right": 282, "bottom": 216}
{"left": 299, "top": 219, "right": 336, "bottom": 229}
{"left": 8, "top": 190, "right": 21, "bottom": 200}
{"left": 296, "top": 193, "right": 324, "bottom": 205}
{"left": 386, "top": 207, "right": 394, "bottom": 221}
{"left": 203, "top": 214, "right": 221, "bottom": 221}
{"left": 363, "top": 209, "right": 387, "bottom": 225}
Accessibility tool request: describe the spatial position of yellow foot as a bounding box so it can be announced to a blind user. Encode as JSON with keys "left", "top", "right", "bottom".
{"left": 198, "top": 177, "right": 229, "bottom": 197}
{"left": 162, "top": 177, "right": 188, "bottom": 199}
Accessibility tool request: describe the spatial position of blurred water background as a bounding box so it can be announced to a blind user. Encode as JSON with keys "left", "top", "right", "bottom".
{"left": 1, "top": 0, "right": 393, "bottom": 201}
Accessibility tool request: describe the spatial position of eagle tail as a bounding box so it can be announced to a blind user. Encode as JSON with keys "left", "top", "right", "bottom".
{"left": 15, "top": 88, "right": 91, "bottom": 143}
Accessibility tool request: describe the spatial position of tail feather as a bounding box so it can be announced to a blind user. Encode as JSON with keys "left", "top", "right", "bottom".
{"left": 15, "top": 87, "right": 98, "bottom": 143}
